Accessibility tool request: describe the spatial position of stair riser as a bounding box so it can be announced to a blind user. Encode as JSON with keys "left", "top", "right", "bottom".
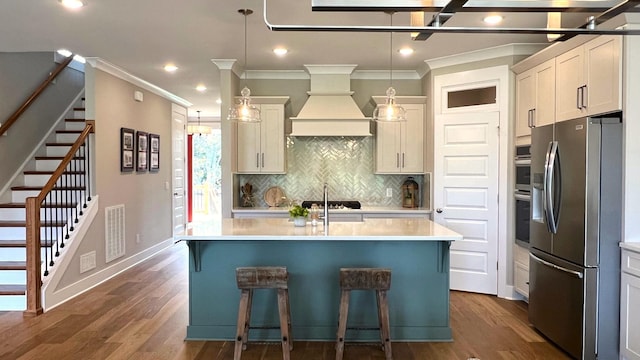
{"left": 24, "top": 174, "right": 86, "bottom": 187}
{"left": 73, "top": 110, "right": 85, "bottom": 118}
{"left": 0, "top": 295, "right": 26, "bottom": 311}
{"left": 36, "top": 159, "right": 85, "bottom": 172}
{"left": 56, "top": 133, "right": 80, "bottom": 143}
{"left": 12, "top": 190, "right": 86, "bottom": 203}
{"left": 0, "top": 248, "right": 51, "bottom": 262}
{"left": 0, "top": 207, "right": 72, "bottom": 221}
{"left": 65, "top": 121, "right": 85, "bottom": 132}
{"left": 0, "top": 227, "right": 64, "bottom": 240}
{"left": 46, "top": 146, "right": 75, "bottom": 157}
{"left": 0, "top": 270, "right": 25, "bottom": 284}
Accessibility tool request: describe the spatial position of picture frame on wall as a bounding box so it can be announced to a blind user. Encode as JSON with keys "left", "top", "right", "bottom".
{"left": 136, "top": 131, "right": 148, "bottom": 172}
{"left": 120, "top": 127, "right": 135, "bottom": 172}
{"left": 149, "top": 133, "right": 160, "bottom": 172}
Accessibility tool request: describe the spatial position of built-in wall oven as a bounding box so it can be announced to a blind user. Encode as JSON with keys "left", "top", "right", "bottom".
{"left": 514, "top": 145, "right": 531, "bottom": 247}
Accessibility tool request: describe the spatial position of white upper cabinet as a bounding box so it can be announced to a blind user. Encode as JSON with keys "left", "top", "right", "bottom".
{"left": 236, "top": 101, "right": 288, "bottom": 174}
{"left": 516, "top": 58, "right": 555, "bottom": 139}
{"left": 374, "top": 101, "right": 425, "bottom": 174}
{"left": 556, "top": 35, "right": 621, "bottom": 122}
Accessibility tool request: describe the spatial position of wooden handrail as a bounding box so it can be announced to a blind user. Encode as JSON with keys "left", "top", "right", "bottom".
{"left": 0, "top": 55, "right": 75, "bottom": 137}
{"left": 24, "top": 120, "right": 94, "bottom": 317}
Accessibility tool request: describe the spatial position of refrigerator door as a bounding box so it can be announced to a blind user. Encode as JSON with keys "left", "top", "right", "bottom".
{"left": 552, "top": 118, "right": 590, "bottom": 266}
{"left": 530, "top": 123, "right": 553, "bottom": 253}
{"left": 528, "top": 248, "right": 598, "bottom": 360}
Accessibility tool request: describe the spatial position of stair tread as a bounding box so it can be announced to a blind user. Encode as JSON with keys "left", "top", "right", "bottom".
{"left": 45, "top": 143, "right": 81, "bottom": 146}
{"left": 56, "top": 130, "right": 83, "bottom": 133}
{"left": 0, "top": 220, "right": 67, "bottom": 227}
{"left": 35, "top": 156, "right": 85, "bottom": 160}
{"left": 0, "top": 202, "right": 78, "bottom": 208}
{"left": 0, "top": 284, "right": 26, "bottom": 296}
{"left": 11, "top": 186, "right": 86, "bottom": 191}
{"left": 65, "top": 119, "right": 86, "bottom": 122}
{"left": 23, "top": 170, "right": 85, "bottom": 175}
{"left": 0, "top": 261, "right": 26, "bottom": 270}
{"left": 73, "top": 107, "right": 85, "bottom": 111}
{"left": 0, "top": 239, "right": 54, "bottom": 248}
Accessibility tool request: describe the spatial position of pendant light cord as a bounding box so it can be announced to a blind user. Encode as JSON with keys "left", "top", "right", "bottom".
{"left": 243, "top": 11, "right": 248, "bottom": 88}
{"left": 389, "top": 12, "right": 393, "bottom": 88}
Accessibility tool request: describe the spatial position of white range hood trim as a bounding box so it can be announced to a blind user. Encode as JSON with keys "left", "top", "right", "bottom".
{"left": 290, "top": 64, "right": 372, "bottom": 137}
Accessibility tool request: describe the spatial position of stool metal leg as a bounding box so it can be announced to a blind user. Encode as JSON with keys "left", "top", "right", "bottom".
{"left": 335, "top": 289, "right": 350, "bottom": 360}
{"left": 234, "top": 289, "right": 251, "bottom": 360}
{"left": 277, "top": 288, "right": 291, "bottom": 360}
{"left": 377, "top": 290, "right": 393, "bottom": 360}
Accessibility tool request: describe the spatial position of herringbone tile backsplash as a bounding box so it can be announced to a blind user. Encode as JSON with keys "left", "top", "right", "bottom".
{"left": 238, "top": 137, "right": 425, "bottom": 208}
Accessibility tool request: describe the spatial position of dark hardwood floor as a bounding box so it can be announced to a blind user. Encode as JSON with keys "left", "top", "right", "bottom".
{"left": 0, "top": 243, "right": 571, "bottom": 359}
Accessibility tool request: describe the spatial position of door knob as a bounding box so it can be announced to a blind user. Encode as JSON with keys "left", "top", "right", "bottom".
{"left": 436, "top": 208, "right": 443, "bottom": 213}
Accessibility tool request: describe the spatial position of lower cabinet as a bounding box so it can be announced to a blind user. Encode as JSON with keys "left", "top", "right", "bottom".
{"left": 513, "top": 243, "right": 530, "bottom": 298}
{"left": 621, "top": 247, "right": 640, "bottom": 360}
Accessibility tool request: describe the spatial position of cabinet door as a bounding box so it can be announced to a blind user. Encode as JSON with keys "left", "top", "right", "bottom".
{"left": 556, "top": 46, "right": 585, "bottom": 122}
{"left": 621, "top": 272, "right": 640, "bottom": 360}
{"left": 585, "top": 36, "right": 621, "bottom": 116}
{"left": 375, "top": 121, "right": 401, "bottom": 173}
{"left": 401, "top": 103, "right": 424, "bottom": 173}
{"left": 534, "top": 58, "right": 556, "bottom": 127}
{"left": 259, "top": 104, "right": 286, "bottom": 173}
{"left": 516, "top": 69, "right": 535, "bottom": 137}
{"left": 236, "top": 121, "right": 261, "bottom": 173}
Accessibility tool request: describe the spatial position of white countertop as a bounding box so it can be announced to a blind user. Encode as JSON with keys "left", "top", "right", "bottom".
{"left": 181, "top": 218, "right": 461, "bottom": 241}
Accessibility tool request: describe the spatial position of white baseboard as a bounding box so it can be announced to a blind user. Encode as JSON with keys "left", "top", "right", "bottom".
{"left": 42, "top": 233, "right": 175, "bottom": 311}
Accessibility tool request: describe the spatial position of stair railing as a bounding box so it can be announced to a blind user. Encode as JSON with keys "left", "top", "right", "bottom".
{"left": 24, "top": 121, "right": 94, "bottom": 316}
{"left": 0, "top": 55, "right": 75, "bottom": 137}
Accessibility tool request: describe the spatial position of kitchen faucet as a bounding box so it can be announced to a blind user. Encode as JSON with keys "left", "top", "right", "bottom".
{"left": 323, "top": 183, "right": 329, "bottom": 229}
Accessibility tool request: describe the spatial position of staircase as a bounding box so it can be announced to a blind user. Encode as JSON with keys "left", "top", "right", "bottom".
{"left": 0, "top": 101, "right": 87, "bottom": 311}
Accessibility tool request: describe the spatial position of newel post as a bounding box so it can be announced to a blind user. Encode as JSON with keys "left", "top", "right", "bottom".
{"left": 24, "top": 197, "right": 43, "bottom": 316}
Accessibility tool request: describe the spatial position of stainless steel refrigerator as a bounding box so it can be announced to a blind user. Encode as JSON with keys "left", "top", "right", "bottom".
{"left": 529, "top": 114, "right": 622, "bottom": 360}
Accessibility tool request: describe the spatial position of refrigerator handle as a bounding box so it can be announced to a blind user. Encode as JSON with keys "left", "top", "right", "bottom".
{"left": 546, "top": 141, "right": 560, "bottom": 234}
{"left": 543, "top": 141, "right": 553, "bottom": 231}
{"left": 530, "top": 253, "right": 583, "bottom": 279}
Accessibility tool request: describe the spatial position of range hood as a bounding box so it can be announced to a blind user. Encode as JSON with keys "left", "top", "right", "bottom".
{"left": 290, "top": 65, "right": 372, "bottom": 137}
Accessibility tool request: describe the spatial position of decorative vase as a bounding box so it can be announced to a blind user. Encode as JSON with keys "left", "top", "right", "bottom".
{"left": 293, "top": 217, "right": 307, "bottom": 227}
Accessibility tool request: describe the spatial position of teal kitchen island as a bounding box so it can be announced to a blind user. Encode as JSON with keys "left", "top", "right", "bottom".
{"left": 178, "top": 218, "right": 462, "bottom": 342}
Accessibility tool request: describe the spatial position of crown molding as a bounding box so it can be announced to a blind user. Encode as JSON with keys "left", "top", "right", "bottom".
{"left": 85, "top": 57, "right": 192, "bottom": 107}
{"left": 424, "top": 43, "right": 547, "bottom": 70}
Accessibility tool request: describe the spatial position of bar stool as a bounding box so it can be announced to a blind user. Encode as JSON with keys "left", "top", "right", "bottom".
{"left": 335, "top": 268, "right": 392, "bottom": 360}
{"left": 234, "top": 266, "right": 292, "bottom": 360}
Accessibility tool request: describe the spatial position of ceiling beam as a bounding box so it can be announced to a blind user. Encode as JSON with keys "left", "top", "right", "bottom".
{"left": 311, "top": 0, "right": 637, "bottom": 13}
{"left": 556, "top": 0, "right": 640, "bottom": 41}
{"left": 413, "top": 0, "right": 469, "bottom": 41}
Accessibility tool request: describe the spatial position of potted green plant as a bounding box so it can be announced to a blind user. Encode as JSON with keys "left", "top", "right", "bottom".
{"left": 289, "top": 205, "right": 309, "bottom": 227}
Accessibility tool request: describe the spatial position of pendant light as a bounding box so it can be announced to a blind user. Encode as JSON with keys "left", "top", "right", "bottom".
{"left": 188, "top": 110, "right": 211, "bottom": 135}
{"left": 228, "top": 9, "right": 261, "bottom": 123}
{"left": 373, "top": 12, "right": 406, "bottom": 122}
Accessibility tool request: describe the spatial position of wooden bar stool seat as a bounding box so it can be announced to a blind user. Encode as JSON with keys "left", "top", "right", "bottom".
{"left": 234, "top": 266, "right": 292, "bottom": 360}
{"left": 335, "top": 267, "right": 393, "bottom": 360}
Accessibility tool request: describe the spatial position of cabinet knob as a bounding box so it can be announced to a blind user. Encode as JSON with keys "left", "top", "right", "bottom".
{"left": 436, "top": 208, "right": 443, "bottom": 213}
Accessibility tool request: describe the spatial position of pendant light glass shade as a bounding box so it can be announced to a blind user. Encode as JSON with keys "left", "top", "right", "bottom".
{"left": 228, "top": 9, "right": 261, "bottom": 123}
{"left": 373, "top": 13, "right": 405, "bottom": 122}
{"left": 373, "top": 87, "right": 406, "bottom": 122}
{"left": 228, "top": 86, "right": 261, "bottom": 122}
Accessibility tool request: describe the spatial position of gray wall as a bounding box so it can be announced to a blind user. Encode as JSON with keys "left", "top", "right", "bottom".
{"left": 55, "top": 67, "right": 174, "bottom": 289}
{"left": 0, "top": 52, "right": 84, "bottom": 190}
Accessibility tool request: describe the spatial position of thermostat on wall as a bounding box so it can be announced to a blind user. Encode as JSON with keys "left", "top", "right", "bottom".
{"left": 134, "top": 90, "right": 144, "bottom": 102}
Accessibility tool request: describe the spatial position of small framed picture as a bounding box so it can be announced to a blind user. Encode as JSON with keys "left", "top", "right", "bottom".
{"left": 148, "top": 133, "right": 160, "bottom": 172}
{"left": 120, "top": 128, "right": 135, "bottom": 172}
{"left": 136, "top": 131, "right": 148, "bottom": 172}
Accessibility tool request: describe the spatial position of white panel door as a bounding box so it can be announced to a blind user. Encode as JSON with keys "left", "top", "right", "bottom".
{"left": 172, "top": 106, "right": 187, "bottom": 236}
{"left": 434, "top": 111, "right": 499, "bottom": 294}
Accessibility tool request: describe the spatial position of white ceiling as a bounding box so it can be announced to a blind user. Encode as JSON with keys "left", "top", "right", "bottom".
{"left": 0, "top": 0, "right": 603, "bottom": 118}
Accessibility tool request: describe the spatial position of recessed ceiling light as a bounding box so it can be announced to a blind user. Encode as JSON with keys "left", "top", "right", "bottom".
{"left": 164, "top": 64, "right": 178, "bottom": 73}
{"left": 216, "top": 98, "right": 222, "bottom": 104}
{"left": 72, "top": 54, "right": 86, "bottom": 63}
{"left": 483, "top": 15, "right": 503, "bottom": 25}
{"left": 398, "top": 47, "right": 414, "bottom": 56}
{"left": 59, "top": 0, "right": 85, "bottom": 9}
{"left": 273, "top": 48, "right": 288, "bottom": 56}
{"left": 196, "top": 84, "right": 207, "bottom": 92}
